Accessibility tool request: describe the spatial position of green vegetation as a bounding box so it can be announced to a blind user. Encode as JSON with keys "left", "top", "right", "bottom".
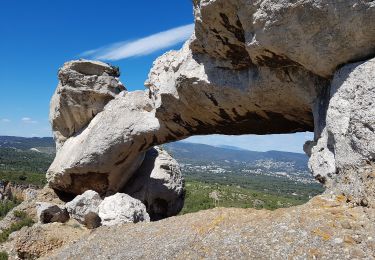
{"left": 0, "top": 210, "right": 34, "bottom": 243}
{"left": 0, "top": 148, "right": 54, "bottom": 173}
{"left": 180, "top": 178, "right": 320, "bottom": 214}
{"left": 0, "top": 136, "right": 324, "bottom": 216}
{"left": 0, "top": 148, "right": 50, "bottom": 186}
{"left": 0, "top": 198, "right": 21, "bottom": 219}
{"left": 0, "top": 170, "right": 46, "bottom": 186}
{"left": 0, "top": 251, "right": 8, "bottom": 260}
{"left": 185, "top": 172, "right": 324, "bottom": 200}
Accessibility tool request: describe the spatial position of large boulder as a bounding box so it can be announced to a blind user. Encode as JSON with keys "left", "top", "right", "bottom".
{"left": 98, "top": 193, "right": 150, "bottom": 226}
{"left": 65, "top": 190, "right": 102, "bottom": 225}
{"left": 47, "top": 62, "right": 145, "bottom": 195}
{"left": 123, "top": 147, "right": 184, "bottom": 220}
{"left": 309, "top": 58, "right": 375, "bottom": 206}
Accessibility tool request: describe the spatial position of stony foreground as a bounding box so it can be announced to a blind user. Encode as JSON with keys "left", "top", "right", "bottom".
{"left": 41, "top": 195, "right": 374, "bottom": 259}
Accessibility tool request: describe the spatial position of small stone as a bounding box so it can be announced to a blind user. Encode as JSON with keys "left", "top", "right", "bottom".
{"left": 84, "top": 212, "right": 101, "bottom": 229}
{"left": 65, "top": 190, "right": 102, "bottom": 226}
{"left": 36, "top": 202, "right": 69, "bottom": 224}
{"left": 360, "top": 198, "right": 368, "bottom": 207}
{"left": 98, "top": 193, "right": 150, "bottom": 226}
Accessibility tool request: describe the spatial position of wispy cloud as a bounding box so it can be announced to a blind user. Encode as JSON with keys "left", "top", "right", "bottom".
{"left": 81, "top": 24, "right": 194, "bottom": 61}
{"left": 1, "top": 118, "right": 10, "bottom": 123}
{"left": 21, "top": 117, "right": 37, "bottom": 124}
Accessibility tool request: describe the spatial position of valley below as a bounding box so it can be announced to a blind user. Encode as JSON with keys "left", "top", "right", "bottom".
{"left": 0, "top": 136, "right": 323, "bottom": 215}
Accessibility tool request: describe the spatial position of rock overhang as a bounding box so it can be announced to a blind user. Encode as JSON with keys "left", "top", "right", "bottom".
{"left": 47, "top": 0, "right": 375, "bottom": 210}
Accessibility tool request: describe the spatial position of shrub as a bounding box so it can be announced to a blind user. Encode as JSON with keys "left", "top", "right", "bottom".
{"left": 0, "top": 198, "right": 22, "bottom": 219}
{"left": 0, "top": 251, "right": 8, "bottom": 260}
{"left": 0, "top": 211, "right": 34, "bottom": 243}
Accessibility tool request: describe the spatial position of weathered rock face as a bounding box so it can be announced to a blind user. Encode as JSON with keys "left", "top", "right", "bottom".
{"left": 309, "top": 59, "right": 375, "bottom": 206}
{"left": 122, "top": 147, "right": 184, "bottom": 220}
{"left": 98, "top": 193, "right": 150, "bottom": 226}
{"left": 50, "top": 60, "right": 125, "bottom": 150}
{"left": 47, "top": 0, "right": 375, "bottom": 208}
{"left": 65, "top": 190, "right": 102, "bottom": 225}
{"left": 47, "top": 61, "right": 146, "bottom": 195}
{"left": 192, "top": 0, "right": 375, "bottom": 77}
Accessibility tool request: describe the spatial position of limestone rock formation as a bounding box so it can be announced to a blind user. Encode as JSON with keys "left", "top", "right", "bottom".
{"left": 98, "top": 193, "right": 150, "bottom": 226}
{"left": 50, "top": 60, "right": 125, "bottom": 150}
{"left": 191, "top": 0, "right": 375, "bottom": 77}
{"left": 46, "top": 0, "right": 375, "bottom": 206}
{"left": 65, "top": 190, "right": 102, "bottom": 225}
{"left": 47, "top": 60, "right": 144, "bottom": 194}
{"left": 309, "top": 59, "right": 375, "bottom": 206}
{"left": 1, "top": 0, "right": 375, "bottom": 259}
{"left": 36, "top": 202, "right": 69, "bottom": 224}
{"left": 122, "top": 147, "right": 184, "bottom": 220}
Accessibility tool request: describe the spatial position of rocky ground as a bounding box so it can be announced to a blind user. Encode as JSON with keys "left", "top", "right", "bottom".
{"left": 13, "top": 194, "right": 368, "bottom": 259}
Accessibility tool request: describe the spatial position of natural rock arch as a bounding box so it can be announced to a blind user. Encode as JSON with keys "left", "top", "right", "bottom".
{"left": 47, "top": 0, "right": 375, "bottom": 210}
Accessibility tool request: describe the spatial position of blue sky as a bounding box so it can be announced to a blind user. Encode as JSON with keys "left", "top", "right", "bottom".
{"left": 0, "top": 0, "right": 313, "bottom": 153}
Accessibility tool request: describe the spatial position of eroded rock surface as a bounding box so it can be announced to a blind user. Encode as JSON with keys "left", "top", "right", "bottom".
{"left": 46, "top": 0, "right": 375, "bottom": 202}
{"left": 50, "top": 60, "right": 125, "bottom": 150}
{"left": 65, "top": 190, "right": 102, "bottom": 225}
{"left": 309, "top": 59, "right": 375, "bottom": 206}
{"left": 98, "top": 193, "right": 150, "bottom": 226}
{"left": 122, "top": 147, "right": 184, "bottom": 220}
{"left": 46, "top": 196, "right": 375, "bottom": 259}
{"left": 2, "top": 1, "right": 375, "bottom": 259}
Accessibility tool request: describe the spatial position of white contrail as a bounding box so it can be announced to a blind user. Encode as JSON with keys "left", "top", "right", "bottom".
{"left": 81, "top": 24, "right": 194, "bottom": 61}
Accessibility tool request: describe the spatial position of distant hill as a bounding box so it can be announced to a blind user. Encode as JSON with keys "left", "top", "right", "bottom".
{"left": 215, "top": 145, "right": 248, "bottom": 151}
{"left": 164, "top": 142, "right": 308, "bottom": 171}
{"left": 0, "top": 136, "right": 54, "bottom": 151}
{"left": 0, "top": 136, "right": 322, "bottom": 201}
{"left": 0, "top": 135, "right": 310, "bottom": 174}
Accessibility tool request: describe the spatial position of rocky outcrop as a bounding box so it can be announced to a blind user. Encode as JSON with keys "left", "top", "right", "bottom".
{"left": 191, "top": 0, "right": 375, "bottom": 77}
{"left": 122, "top": 147, "right": 184, "bottom": 220}
{"left": 10, "top": 222, "right": 90, "bottom": 260}
{"left": 98, "top": 193, "right": 150, "bottom": 226}
{"left": 1, "top": 1, "right": 375, "bottom": 259}
{"left": 46, "top": 0, "right": 375, "bottom": 206}
{"left": 47, "top": 60, "right": 185, "bottom": 219}
{"left": 0, "top": 181, "right": 39, "bottom": 202}
{"left": 309, "top": 59, "right": 375, "bottom": 206}
{"left": 46, "top": 195, "right": 375, "bottom": 259}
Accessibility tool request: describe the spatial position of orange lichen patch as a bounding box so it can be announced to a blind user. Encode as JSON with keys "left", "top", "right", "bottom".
{"left": 193, "top": 214, "right": 225, "bottom": 235}
{"left": 336, "top": 194, "right": 347, "bottom": 203}
{"left": 312, "top": 228, "right": 332, "bottom": 241}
